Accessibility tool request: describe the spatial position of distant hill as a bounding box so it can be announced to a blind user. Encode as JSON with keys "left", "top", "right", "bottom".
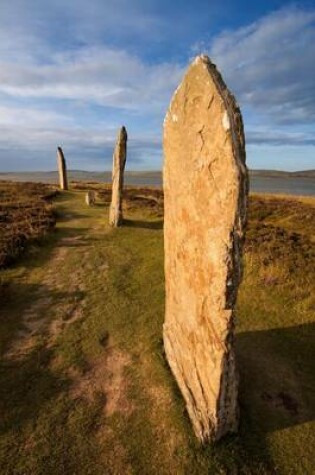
{"left": 0, "top": 170, "right": 163, "bottom": 186}
{"left": 250, "top": 169, "right": 315, "bottom": 178}
{"left": 0, "top": 170, "right": 315, "bottom": 185}
{"left": 0, "top": 170, "right": 314, "bottom": 192}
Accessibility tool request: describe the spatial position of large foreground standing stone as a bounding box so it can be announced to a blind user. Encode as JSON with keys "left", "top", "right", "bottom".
{"left": 163, "top": 55, "right": 248, "bottom": 442}
{"left": 109, "top": 127, "right": 128, "bottom": 227}
{"left": 56, "top": 147, "right": 68, "bottom": 190}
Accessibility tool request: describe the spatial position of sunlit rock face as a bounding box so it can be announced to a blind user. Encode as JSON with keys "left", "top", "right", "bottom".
{"left": 163, "top": 55, "right": 248, "bottom": 442}
{"left": 109, "top": 127, "right": 128, "bottom": 227}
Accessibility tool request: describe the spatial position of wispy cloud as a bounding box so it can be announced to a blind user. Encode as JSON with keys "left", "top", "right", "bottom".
{"left": 246, "top": 128, "right": 315, "bottom": 146}
{"left": 0, "top": 47, "right": 183, "bottom": 112}
{"left": 209, "top": 7, "right": 315, "bottom": 125}
{"left": 0, "top": 2, "right": 314, "bottom": 171}
{"left": 0, "top": 106, "right": 71, "bottom": 127}
{"left": 0, "top": 0, "right": 163, "bottom": 56}
{"left": 0, "top": 120, "right": 162, "bottom": 171}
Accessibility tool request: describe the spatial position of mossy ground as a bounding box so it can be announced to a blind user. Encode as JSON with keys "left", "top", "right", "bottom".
{"left": 0, "top": 187, "right": 314, "bottom": 474}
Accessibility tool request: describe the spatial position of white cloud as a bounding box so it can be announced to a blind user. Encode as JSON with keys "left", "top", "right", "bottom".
{"left": 246, "top": 128, "right": 315, "bottom": 146}
{"left": 0, "top": 118, "right": 160, "bottom": 152}
{"left": 0, "top": 0, "right": 162, "bottom": 55}
{"left": 0, "top": 46, "right": 183, "bottom": 112}
{"left": 209, "top": 7, "right": 315, "bottom": 124}
{"left": 0, "top": 3, "right": 314, "bottom": 171}
{"left": 0, "top": 106, "right": 71, "bottom": 127}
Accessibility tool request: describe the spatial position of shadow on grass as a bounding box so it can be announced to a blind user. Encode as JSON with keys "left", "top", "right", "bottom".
{"left": 54, "top": 210, "right": 89, "bottom": 222}
{"left": 93, "top": 202, "right": 110, "bottom": 208}
{"left": 216, "top": 321, "right": 315, "bottom": 472}
{"left": 2, "top": 226, "right": 90, "bottom": 273}
{"left": 194, "top": 323, "right": 315, "bottom": 473}
{"left": 237, "top": 322, "right": 315, "bottom": 433}
{"left": 0, "top": 282, "right": 86, "bottom": 356}
{"left": 123, "top": 218, "right": 163, "bottom": 230}
{"left": 0, "top": 345, "right": 70, "bottom": 438}
{"left": 51, "top": 190, "right": 76, "bottom": 203}
{"left": 0, "top": 283, "right": 86, "bottom": 439}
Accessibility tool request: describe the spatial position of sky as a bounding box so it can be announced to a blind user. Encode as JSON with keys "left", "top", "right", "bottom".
{"left": 0, "top": 0, "right": 314, "bottom": 172}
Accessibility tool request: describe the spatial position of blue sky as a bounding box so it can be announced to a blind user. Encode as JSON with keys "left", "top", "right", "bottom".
{"left": 0, "top": 0, "right": 314, "bottom": 171}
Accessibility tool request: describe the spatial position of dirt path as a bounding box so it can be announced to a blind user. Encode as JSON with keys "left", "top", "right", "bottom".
{"left": 3, "top": 190, "right": 139, "bottom": 475}
{"left": 4, "top": 235, "right": 87, "bottom": 359}
{"left": 3, "top": 192, "right": 133, "bottom": 437}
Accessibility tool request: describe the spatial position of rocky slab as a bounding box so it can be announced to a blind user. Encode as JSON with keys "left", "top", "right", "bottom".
{"left": 163, "top": 55, "right": 248, "bottom": 442}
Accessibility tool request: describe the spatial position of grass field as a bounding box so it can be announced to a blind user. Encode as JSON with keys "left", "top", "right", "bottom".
{"left": 0, "top": 184, "right": 314, "bottom": 474}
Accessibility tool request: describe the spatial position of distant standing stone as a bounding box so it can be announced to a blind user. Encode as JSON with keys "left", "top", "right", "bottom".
{"left": 163, "top": 55, "right": 248, "bottom": 442}
{"left": 109, "top": 127, "right": 128, "bottom": 227}
{"left": 86, "top": 191, "right": 96, "bottom": 206}
{"left": 57, "top": 147, "right": 68, "bottom": 190}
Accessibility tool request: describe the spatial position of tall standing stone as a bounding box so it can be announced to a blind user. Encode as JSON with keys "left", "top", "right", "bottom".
{"left": 57, "top": 147, "right": 68, "bottom": 190}
{"left": 163, "top": 55, "right": 248, "bottom": 442}
{"left": 109, "top": 127, "right": 128, "bottom": 227}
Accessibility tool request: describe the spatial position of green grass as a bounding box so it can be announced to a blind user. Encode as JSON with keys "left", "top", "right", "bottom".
{"left": 0, "top": 188, "right": 314, "bottom": 474}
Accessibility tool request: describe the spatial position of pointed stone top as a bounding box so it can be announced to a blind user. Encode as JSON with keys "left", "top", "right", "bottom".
{"left": 192, "top": 54, "right": 212, "bottom": 65}
{"left": 172, "top": 55, "right": 224, "bottom": 97}
{"left": 164, "top": 54, "right": 245, "bottom": 170}
{"left": 119, "top": 126, "right": 127, "bottom": 141}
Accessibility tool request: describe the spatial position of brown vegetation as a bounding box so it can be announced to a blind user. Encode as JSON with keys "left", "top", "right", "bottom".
{"left": 0, "top": 181, "right": 56, "bottom": 267}
{"left": 71, "top": 181, "right": 164, "bottom": 216}
{"left": 246, "top": 195, "right": 314, "bottom": 276}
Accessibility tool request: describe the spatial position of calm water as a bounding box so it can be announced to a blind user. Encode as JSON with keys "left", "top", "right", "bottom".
{"left": 248, "top": 176, "right": 315, "bottom": 196}
{"left": 0, "top": 172, "right": 314, "bottom": 196}
{"left": 123, "top": 175, "right": 315, "bottom": 196}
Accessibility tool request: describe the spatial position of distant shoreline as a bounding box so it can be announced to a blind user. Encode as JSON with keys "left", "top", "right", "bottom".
{"left": 0, "top": 169, "right": 314, "bottom": 178}
{"left": 0, "top": 169, "right": 314, "bottom": 196}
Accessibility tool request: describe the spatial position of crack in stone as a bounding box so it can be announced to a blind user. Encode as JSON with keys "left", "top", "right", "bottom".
{"left": 207, "top": 95, "right": 215, "bottom": 110}
{"left": 207, "top": 161, "right": 223, "bottom": 210}
{"left": 197, "top": 125, "right": 206, "bottom": 153}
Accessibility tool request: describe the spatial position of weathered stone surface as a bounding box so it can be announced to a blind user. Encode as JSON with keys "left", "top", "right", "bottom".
{"left": 86, "top": 191, "right": 96, "bottom": 206}
{"left": 163, "top": 55, "right": 248, "bottom": 442}
{"left": 57, "top": 147, "right": 68, "bottom": 190}
{"left": 109, "top": 127, "right": 128, "bottom": 227}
